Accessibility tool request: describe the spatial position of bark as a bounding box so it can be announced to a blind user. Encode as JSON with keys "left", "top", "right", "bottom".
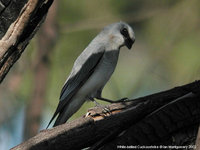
{"left": 196, "top": 127, "right": 200, "bottom": 150}
{"left": 0, "top": 0, "right": 54, "bottom": 83}
{"left": 23, "top": 0, "right": 58, "bottom": 140}
{"left": 11, "top": 81, "right": 200, "bottom": 150}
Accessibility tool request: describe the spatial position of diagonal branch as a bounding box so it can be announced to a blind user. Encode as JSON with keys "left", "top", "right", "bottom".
{"left": 11, "top": 81, "right": 200, "bottom": 150}
{"left": 0, "top": 0, "right": 54, "bottom": 83}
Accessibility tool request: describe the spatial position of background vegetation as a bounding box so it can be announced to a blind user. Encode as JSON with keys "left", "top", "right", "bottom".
{"left": 0, "top": 0, "right": 200, "bottom": 149}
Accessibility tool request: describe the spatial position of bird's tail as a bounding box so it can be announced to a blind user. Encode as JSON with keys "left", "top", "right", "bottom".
{"left": 46, "top": 98, "right": 80, "bottom": 128}
{"left": 46, "top": 100, "right": 68, "bottom": 129}
{"left": 46, "top": 110, "right": 58, "bottom": 129}
{"left": 46, "top": 107, "right": 71, "bottom": 128}
{"left": 52, "top": 111, "right": 69, "bottom": 127}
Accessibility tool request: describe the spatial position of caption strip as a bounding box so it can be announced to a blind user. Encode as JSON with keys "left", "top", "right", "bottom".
{"left": 117, "top": 145, "right": 196, "bottom": 149}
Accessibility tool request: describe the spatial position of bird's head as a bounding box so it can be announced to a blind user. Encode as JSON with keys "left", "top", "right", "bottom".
{"left": 102, "top": 22, "right": 135, "bottom": 50}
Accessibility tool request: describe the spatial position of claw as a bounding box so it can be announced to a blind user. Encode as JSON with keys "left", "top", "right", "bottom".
{"left": 102, "top": 106, "right": 111, "bottom": 114}
{"left": 92, "top": 99, "right": 111, "bottom": 115}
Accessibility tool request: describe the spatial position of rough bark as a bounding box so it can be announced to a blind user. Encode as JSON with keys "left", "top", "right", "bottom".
{"left": 196, "top": 127, "right": 200, "bottom": 150}
{"left": 24, "top": 0, "right": 58, "bottom": 140}
{"left": 11, "top": 81, "right": 200, "bottom": 150}
{"left": 0, "top": 0, "right": 54, "bottom": 83}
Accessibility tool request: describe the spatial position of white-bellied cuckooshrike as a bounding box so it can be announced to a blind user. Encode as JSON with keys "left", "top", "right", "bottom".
{"left": 47, "top": 22, "right": 135, "bottom": 128}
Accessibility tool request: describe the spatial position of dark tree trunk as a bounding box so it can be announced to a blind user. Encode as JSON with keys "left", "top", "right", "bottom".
{"left": 23, "top": 1, "right": 58, "bottom": 140}
{"left": 196, "top": 127, "right": 200, "bottom": 149}
{"left": 0, "top": 0, "right": 54, "bottom": 83}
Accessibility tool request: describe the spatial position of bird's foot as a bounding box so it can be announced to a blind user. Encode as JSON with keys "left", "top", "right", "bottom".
{"left": 115, "top": 97, "right": 129, "bottom": 102}
{"left": 102, "top": 106, "right": 111, "bottom": 114}
{"left": 94, "top": 100, "right": 111, "bottom": 114}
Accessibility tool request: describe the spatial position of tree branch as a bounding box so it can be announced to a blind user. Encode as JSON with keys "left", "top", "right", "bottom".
{"left": 11, "top": 81, "right": 200, "bottom": 150}
{"left": 0, "top": 0, "right": 54, "bottom": 83}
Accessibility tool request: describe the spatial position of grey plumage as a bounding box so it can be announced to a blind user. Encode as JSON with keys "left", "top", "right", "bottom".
{"left": 47, "top": 22, "right": 135, "bottom": 128}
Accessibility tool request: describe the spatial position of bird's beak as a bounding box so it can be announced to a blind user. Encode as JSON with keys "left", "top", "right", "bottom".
{"left": 125, "top": 37, "right": 135, "bottom": 50}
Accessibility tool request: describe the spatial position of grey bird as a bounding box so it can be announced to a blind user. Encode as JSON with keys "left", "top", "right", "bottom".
{"left": 47, "top": 22, "right": 135, "bottom": 128}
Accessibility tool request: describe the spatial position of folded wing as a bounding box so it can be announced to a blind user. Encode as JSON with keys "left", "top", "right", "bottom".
{"left": 47, "top": 48, "right": 105, "bottom": 128}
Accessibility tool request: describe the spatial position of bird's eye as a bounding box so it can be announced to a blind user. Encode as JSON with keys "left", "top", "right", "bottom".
{"left": 121, "top": 28, "right": 128, "bottom": 37}
{"left": 122, "top": 28, "right": 128, "bottom": 33}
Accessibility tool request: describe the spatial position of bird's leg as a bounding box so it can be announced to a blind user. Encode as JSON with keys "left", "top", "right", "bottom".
{"left": 118, "top": 97, "right": 129, "bottom": 101}
{"left": 89, "top": 97, "right": 110, "bottom": 114}
{"left": 96, "top": 96, "right": 129, "bottom": 103}
{"left": 96, "top": 97, "right": 115, "bottom": 103}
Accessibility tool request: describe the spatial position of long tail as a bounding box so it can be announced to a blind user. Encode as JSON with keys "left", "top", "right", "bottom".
{"left": 46, "top": 109, "right": 59, "bottom": 129}
{"left": 46, "top": 100, "right": 66, "bottom": 129}
{"left": 52, "top": 111, "right": 69, "bottom": 127}
{"left": 46, "top": 97, "right": 82, "bottom": 128}
{"left": 46, "top": 102, "right": 71, "bottom": 128}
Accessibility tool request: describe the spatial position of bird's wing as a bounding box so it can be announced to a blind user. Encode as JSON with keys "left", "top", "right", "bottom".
{"left": 60, "top": 51, "right": 104, "bottom": 101}
{"left": 47, "top": 48, "right": 105, "bottom": 128}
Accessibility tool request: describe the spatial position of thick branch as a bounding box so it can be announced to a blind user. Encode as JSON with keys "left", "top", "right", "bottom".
{"left": 11, "top": 81, "right": 200, "bottom": 150}
{"left": 0, "top": 0, "right": 54, "bottom": 83}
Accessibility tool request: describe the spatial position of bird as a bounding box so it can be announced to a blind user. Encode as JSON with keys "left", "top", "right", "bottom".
{"left": 47, "top": 21, "right": 135, "bottom": 128}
